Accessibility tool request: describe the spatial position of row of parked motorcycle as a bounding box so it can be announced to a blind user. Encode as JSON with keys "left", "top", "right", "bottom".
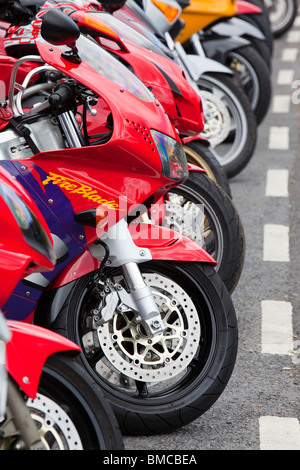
{"left": 0, "top": 0, "right": 297, "bottom": 451}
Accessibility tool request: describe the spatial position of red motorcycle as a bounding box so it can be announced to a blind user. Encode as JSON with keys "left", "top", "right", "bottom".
{"left": 0, "top": 9, "right": 238, "bottom": 435}
{"left": 0, "top": 0, "right": 245, "bottom": 295}
{"left": 0, "top": 166, "right": 124, "bottom": 449}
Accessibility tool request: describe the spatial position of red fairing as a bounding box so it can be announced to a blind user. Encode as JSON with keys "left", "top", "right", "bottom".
{"left": 6, "top": 320, "right": 81, "bottom": 398}
{"left": 0, "top": 167, "right": 54, "bottom": 307}
{"left": 69, "top": 10, "right": 205, "bottom": 136}
{"left": 18, "top": 40, "right": 184, "bottom": 246}
{"left": 110, "top": 40, "right": 205, "bottom": 135}
{"left": 236, "top": 1, "right": 263, "bottom": 14}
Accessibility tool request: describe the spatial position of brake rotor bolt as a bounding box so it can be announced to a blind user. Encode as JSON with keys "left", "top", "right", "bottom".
{"left": 147, "top": 339, "right": 152, "bottom": 344}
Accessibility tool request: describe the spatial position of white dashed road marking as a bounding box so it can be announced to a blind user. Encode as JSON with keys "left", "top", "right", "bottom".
{"left": 277, "top": 69, "right": 295, "bottom": 85}
{"left": 272, "top": 95, "right": 291, "bottom": 113}
{"left": 281, "top": 48, "right": 298, "bottom": 61}
{"left": 263, "top": 224, "right": 290, "bottom": 262}
{"left": 259, "top": 417, "right": 300, "bottom": 450}
{"left": 265, "top": 169, "right": 289, "bottom": 197}
{"left": 261, "top": 300, "right": 293, "bottom": 355}
{"left": 268, "top": 126, "right": 289, "bottom": 149}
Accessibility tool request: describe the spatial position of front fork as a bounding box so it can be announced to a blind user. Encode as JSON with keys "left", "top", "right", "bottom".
{"left": 0, "top": 378, "right": 45, "bottom": 450}
{"left": 89, "top": 219, "right": 165, "bottom": 336}
{"left": 54, "top": 106, "right": 164, "bottom": 336}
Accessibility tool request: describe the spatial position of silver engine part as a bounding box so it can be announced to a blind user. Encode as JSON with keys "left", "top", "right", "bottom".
{"left": 0, "top": 116, "right": 66, "bottom": 161}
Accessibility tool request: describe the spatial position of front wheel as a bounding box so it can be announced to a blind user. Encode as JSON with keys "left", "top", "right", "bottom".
{"left": 27, "top": 355, "right": 124, "bottom": 449}
{"left": 225, "top": 45, "right": 272, "bottom": 125}
{"left": 184, "top": 140, "right": 232, "bottom": 197}
{"left": 198, "top": 73, "right": 257, "bottom": 178}
{"left": 264, "top": 0, "right": 298, "bottom": 37}
{"left": 51, "top": 261, "right": 238, "bottom": 435}
{"left": 164, "top": 171, "right": 245, "bottom": 293}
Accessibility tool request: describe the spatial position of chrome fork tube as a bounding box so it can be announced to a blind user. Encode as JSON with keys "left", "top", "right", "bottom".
{"left": 121, "top": 262, "right": 165, "bottom": 336}
{"left": 58, "top": 111, "right": 85, "bottom": 148}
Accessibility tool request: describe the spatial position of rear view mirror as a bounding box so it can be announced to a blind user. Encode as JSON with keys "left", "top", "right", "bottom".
{"left": 41, "top": 9, "right": 81, "bottom": 63}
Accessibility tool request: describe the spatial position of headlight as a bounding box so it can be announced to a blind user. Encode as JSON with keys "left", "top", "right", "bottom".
{"left": 0, "top": 183, "right": 55, "bottom": 264}
{"left": 151, "top": 130, "right": 188, "bottom": 181}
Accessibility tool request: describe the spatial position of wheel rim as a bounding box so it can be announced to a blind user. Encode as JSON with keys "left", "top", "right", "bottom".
{"left": 27, "top": 394, "right": 83, "bottom": 450}
{"left": 197, "top": 75, "right": 248, "bottom": 168}
{"left": 96, "top": 273, "right": 200, "bottom": 384}
{"left": 267, "top": 0, "right": 294, "bottom": 30}
{"left": 227, "top": 52, "right": 260, "bottom": 111}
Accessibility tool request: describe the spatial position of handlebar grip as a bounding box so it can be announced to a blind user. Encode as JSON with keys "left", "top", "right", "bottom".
{"left": 49, "top": 83, "right": 74, "bottom": 110}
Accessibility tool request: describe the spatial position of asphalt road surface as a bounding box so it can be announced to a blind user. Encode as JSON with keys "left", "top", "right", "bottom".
{"left": 124, "top": 10, "right": 300, "bottom": 452}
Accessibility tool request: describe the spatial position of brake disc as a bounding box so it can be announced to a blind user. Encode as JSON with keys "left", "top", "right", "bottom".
{"left": 163, "top": 194, "right": 205, "bottom": 246}
{"left": 27, "top": 394, "right": 83, "bottom": 450}
{"left": 95, "top": 273, "right": 201, "bottom": 384}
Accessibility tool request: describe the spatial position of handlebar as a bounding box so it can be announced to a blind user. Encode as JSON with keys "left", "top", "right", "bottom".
{"left": 49, "top": 82, "right": 76, "bottom": 112}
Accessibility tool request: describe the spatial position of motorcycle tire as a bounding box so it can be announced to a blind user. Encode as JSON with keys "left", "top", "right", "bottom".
{"left": 165, "top": 171, "right": 245, "bottom": 293}
{"left": 224, "top": 45, "right": 272, "bottom": 125}
{"left": 47, "top": 261, "right": 238, "bottom": 435}
{"left": 26, "top": 355, "right": 124, "bottom": 450}
{"left": 198, "top": 72, "right": 257, "bottom": 178}
{"left": 263, "top": 0, "right": 298, "bottom": 37}
{"left": 184, "top": 140, "right": 232, "bottom": 197}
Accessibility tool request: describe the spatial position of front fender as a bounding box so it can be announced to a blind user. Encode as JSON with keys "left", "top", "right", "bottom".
{"left": 183, "top": 53, "right": 233, "bottom": 81}
{"left": 49, "top": 224, "right": 216, "bottom": 289}
{"left": 201, "top": 35, "right": 251, "bottom": 63}
{"left": 130, "top": 224, "right": 216, "bottom": 264}
{"left": 6, "top": 321, "right": 81, "bottom": 398}
{"left": 182, "top": 135, "right": 210, "bottom": 147}
{"left": 212, "top": 17, "right": 266, "bottom": 40}
{"left": 237, "top": 0, "right": 262, "bottom": 14}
